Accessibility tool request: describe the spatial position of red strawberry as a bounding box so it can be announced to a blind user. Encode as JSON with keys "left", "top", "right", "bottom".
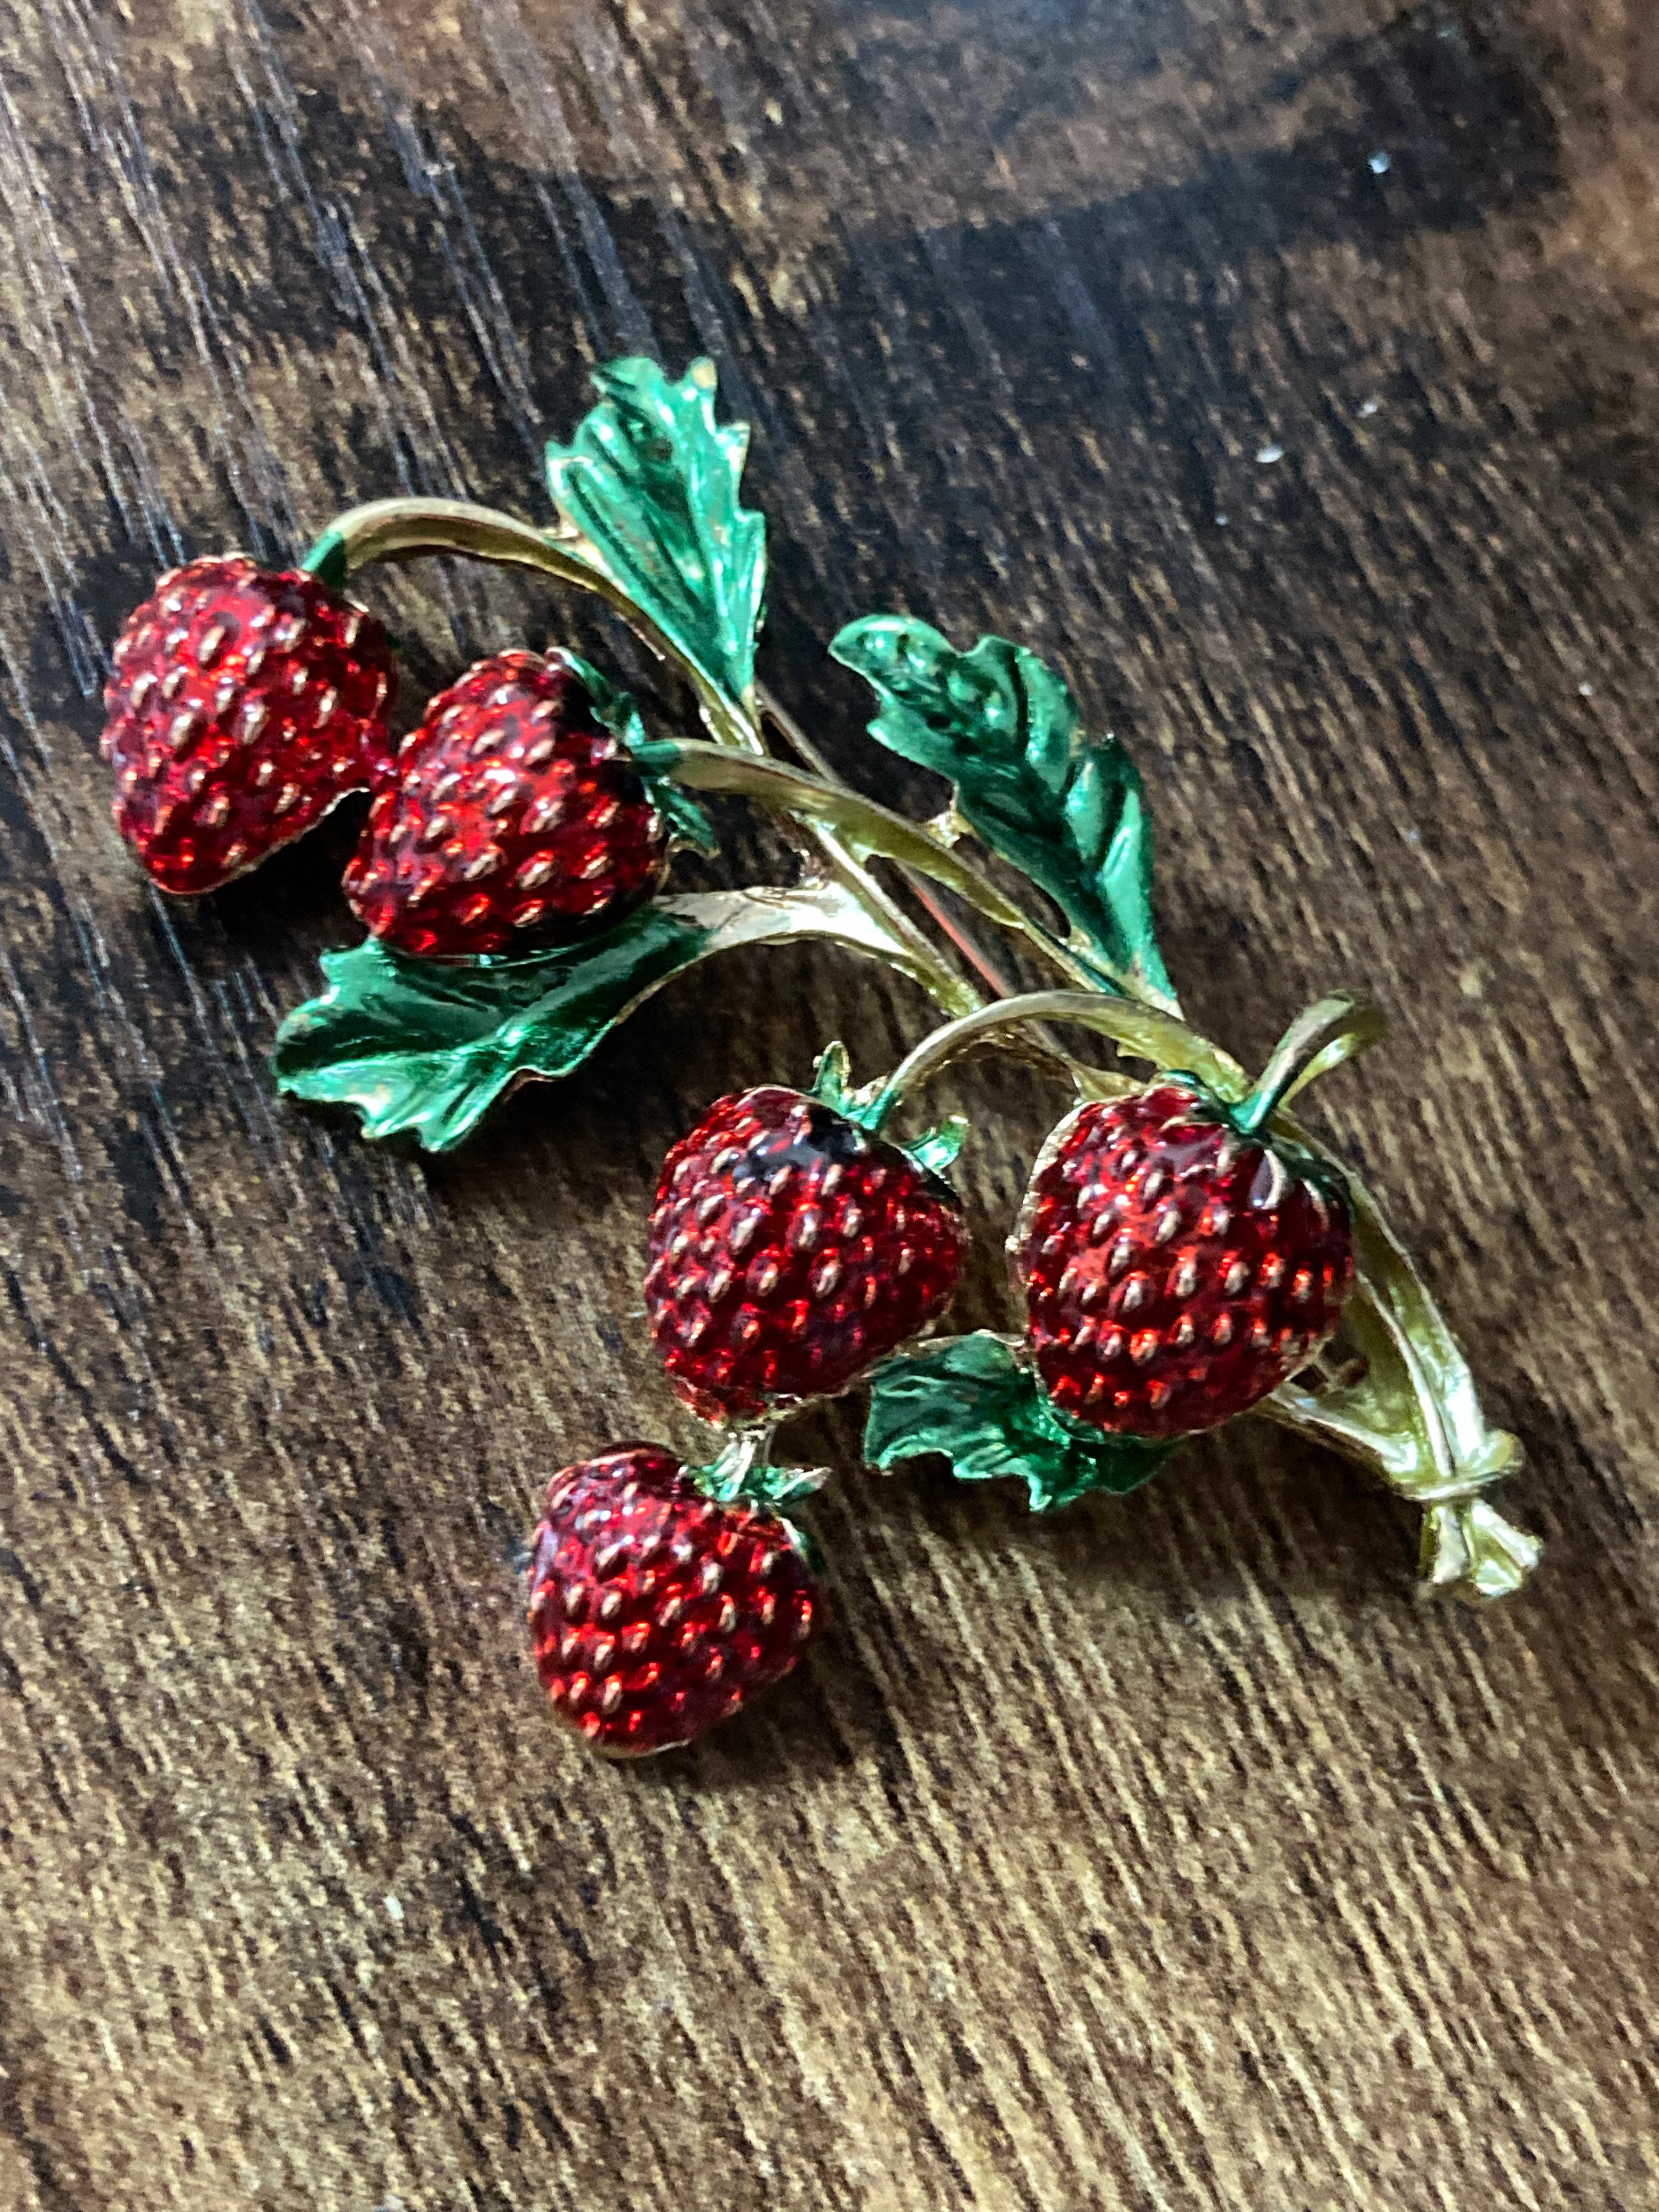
{"left": 1013, "top": 1081, "right": 1355, "bottom": 1440}
{"left": 526, "top": 1442, "right": 822, "bottom": 1755}
{"left": 645, "top": 1077, "right": 968, "bottom": 1423}
{"left": 344, "top": 650, "right": 671, "bottom": 958}
{"left": 101, "top": 555, "right": 395, "bottom": 894}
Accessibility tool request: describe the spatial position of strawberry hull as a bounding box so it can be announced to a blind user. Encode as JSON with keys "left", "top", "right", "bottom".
{"left": 645, "top": 1086, "right": 968, "bottom": 1421}
{"left": 526, "top": 1444, "right": 821, "bottom": 1755}
{"left": 1014, "top": 1083, "right": 1355, "bottom": 1440}
{"left": 102, "top": 556, "right": 396, "bottom": 895}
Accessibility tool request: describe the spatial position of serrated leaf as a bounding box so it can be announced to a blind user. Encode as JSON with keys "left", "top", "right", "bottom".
{"left": 830, "top": 616, "right": 1176, "bottom": 1009}
{"left": 273, "top": 905, "right": 710, "bottom": 1152}
{"left": 272, "top": 881, "right": 900, "bottom": 1153}
{"left": 864, "top": 1333, "right": 1176, "bottom": 1511}
{"left": 547, "top": 357, "right": 766, "bottom": 706}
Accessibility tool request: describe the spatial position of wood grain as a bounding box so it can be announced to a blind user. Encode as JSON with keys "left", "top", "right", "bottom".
{"left": 2, "top": 2, "right": 1657, "bottom": 2205}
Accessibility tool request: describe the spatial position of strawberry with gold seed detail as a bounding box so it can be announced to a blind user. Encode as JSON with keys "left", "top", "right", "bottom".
{"left": 1012, "top": 1003, "right": 1366, "bottom": 1440}
{"left": 345, "top": 649, "right": 681, "bottom": 958}
{"left": 526, "top": 1441, "right": 823, "bottom": 1755}
{"left": 645, "top": 1047, "right": 969, "bottom": 1423}
{"left": 102, "top": 556, "right": 396, "bottom": 894}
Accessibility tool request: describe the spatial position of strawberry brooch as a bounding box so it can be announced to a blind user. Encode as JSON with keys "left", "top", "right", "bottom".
{"left": 95, "top": 356, "right": 1540, "bottom": 1757}
{"left": 1016, "top": 1082, "right": 1353, "bottom": 1440}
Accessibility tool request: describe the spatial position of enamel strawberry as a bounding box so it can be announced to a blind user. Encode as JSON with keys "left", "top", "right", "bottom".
{"left": 644, "top": 1063, "right": 968, "bottom": 1423}
{"left": 526, "top": 1443, "right": 823, "bottom": 1754}
{"left": 1013, "top": 1079, "right": 1355, "bottom": 1439}
{"left": 101, "top": 556, "right": 396, "bottom": 895}
{"left": 345, "top": 650, "right": 671, "bottom": 958}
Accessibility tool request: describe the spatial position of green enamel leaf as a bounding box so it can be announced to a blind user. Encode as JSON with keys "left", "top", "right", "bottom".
{"left": 272, "top": 905, "right": 711, "bottom": 1152}
{"left": 830, "top": 616, "right": 1176, "bottom": 1009}
{"left": 546, "top": 358, "right": 766, "bottom": 706}
{"left": 272, "top": 881, "right": 901, "bottom": 1153}
{"left": 864, "top": 1333, "right": 1176, "bottom": 1511}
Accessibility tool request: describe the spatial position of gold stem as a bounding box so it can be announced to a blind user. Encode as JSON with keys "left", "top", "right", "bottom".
{"left": 868, "top": 988, "right": 1254, "bottom": 1124}
{"left": 754, "top": 681, "right": 1024, "bottom": 1002}
{"left": 1231, "top": 994, "right": 1387, "bottom": 1133}
{"left": 661, "top": 744, "right": 1113, "bottom": 997}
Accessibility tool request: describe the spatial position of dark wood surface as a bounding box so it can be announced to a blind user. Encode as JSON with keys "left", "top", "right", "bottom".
{"left": 3, "top": 3, "right": 1657, "bottom": 2206}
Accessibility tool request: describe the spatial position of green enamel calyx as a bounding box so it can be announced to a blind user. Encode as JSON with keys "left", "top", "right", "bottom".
{"left": 556, "top": 654, "right": 716, "bottom": 855}
{"left": 685, "top": 1434, "right": 826, "bottom": 1564}
{"left": 810, "top": 1041, "right": 968, "bottom": 1182}
{"left": 1156, "top": 1065, "right": 1353, "bottom": 1212}
{"left": 864, "top": 1333, "right": 1177, "bottom": 1512}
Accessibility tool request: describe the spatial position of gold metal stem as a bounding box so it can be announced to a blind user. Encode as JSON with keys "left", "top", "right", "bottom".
{"left": 755, "top": 681, "right": 1024, "bottom": 1002}
{"left": 661, "top": 745, "right": 1116, "bottom": 998}
{"left": 868, "top": 988, "right": 1255, "bottom": 1123}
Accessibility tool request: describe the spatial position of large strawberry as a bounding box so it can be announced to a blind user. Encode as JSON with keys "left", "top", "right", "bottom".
{"left": 526, "top": 1441, "right": 822, "bottom": 1755}
{"left": 644, "top": 1049, "right": 969, "bottom": 1423}
{"left": 1013, "top": 1081, "right": 1354, "bottom": 1438}
{"left": 344, "top": 650, "right": 696, "bottom": 959}
{"left": 102, "top": 555, "right": 396, "bottom": 894}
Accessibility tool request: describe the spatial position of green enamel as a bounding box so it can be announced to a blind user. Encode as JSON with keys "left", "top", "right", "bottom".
{"left": 272, "top": 905, "right": 714, "bottom": 1152}
{"left": 809, "top": 1039, "right": 967, "bottom": 1183}
{"left": 546, "top": 357, "right": 766, "bottom": 707}
{"left": 901, "top": 1116, "right": 968, "bottom": 1178}
{"left": 272, "top": 881, "right": 922, "bottom": 1153}
{"left": 689, "top": 1454, "right": 825, "bottom": 1512}
{"left": 830, "top": 616, "right": 1176, "bottom": 1010}
{"left": 808, "top": 1039, "right": 883, "bottom": 1121}
{"left": 301, "top": 527, "right": 349, "bottom": 590}
{"left": 864, "top": 1332, "right": 1176, "bottom": 1512}
{"left": 560, "top": 657, "right": 716, "bottom": 854}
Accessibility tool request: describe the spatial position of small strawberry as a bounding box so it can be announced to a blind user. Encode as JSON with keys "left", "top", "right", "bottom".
{"left": 644, "top": 1047, "right": 969, "bottom": 1423}
{"left": 526, "top": 1441, "right": 823, "bottom": 1756}
{"left": 102, "top": 555, "right": 396, "bottom": 894}
{"left": 1013, "top": 1078, "right": 1355, "bottom": 1441}
{"left": 345, "top": 650, "right": 699, "bottom": 958}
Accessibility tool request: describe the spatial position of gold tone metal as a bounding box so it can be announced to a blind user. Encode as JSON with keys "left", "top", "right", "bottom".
{"left": 755, "top": 681, "right": 1024, "bottom": 1004}
{"left": 853, "top": 985, "right": 1532, "bottom": 1595}
{"left": 660, "top": 744, "right": 1116, "bottom": 997}
{"left": 868, "top": 988, "right": 1256, "bottom": 1119}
